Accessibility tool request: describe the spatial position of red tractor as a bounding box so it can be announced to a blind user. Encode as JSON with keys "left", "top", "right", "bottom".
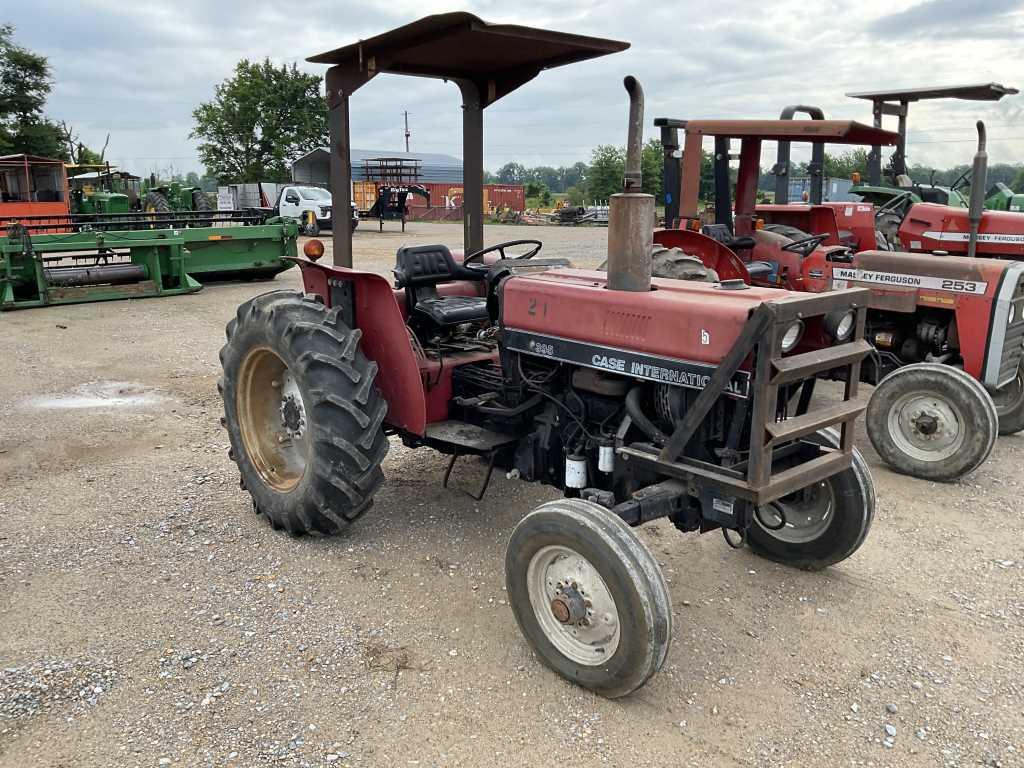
{"left": 655, "top": 118, "right": 1024, "bottom": 482}
{"left": 218, "top": 14, "right": 877, "bottom": 698}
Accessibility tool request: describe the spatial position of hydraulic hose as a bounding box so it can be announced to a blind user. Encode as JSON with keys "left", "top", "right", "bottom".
{"left": 625, "top": 386, "right": 670, "bottom": 445}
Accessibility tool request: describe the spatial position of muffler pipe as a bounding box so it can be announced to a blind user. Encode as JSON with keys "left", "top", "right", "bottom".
{"left": 623, "top": 75, "right": 644, "bottom": 193}
{"left": 607, "top": 75, "right": 655, "bottom": 292}
{"left": 967, "top": 121, "right": 987, "bottom": 259}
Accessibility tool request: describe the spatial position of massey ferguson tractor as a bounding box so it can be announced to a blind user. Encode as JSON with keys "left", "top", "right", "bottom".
{"left": 655, "top": 117, "right": 1024, "bottom": 482}
{"left": 218, "top": 14, "right": 877, "bottom": 698}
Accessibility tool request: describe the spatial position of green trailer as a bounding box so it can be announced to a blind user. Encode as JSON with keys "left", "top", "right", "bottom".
{"left": 0, "top": 217, "right": 299, "bottom": 311}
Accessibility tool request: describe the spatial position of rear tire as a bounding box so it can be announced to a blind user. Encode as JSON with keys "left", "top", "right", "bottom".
{"left": 992, "top": 362, "right": 1024, "bottom": 435}
{"left": 143, "top": 190, "right": 171, "bottom": 214}
{"left": 866, "top": 363, "right": 996, "bottom": 481}
{"left": 219, "top": 291, "right": 388, "bottom": 535}
{"left": 505, "top": 499, "right": 672, "bottom": 698}
{"left": 192, "top": 189, "right": 214, "bottom": 212}
{"left": 747, "top": 429, "right": 874, "bottom": 570}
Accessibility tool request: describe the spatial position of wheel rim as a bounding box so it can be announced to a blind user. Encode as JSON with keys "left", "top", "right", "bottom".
{"left": 991, "top": 366, "right": 1024, "bottom": 417}
{"left": 236, "top": 347, "right": 310, "bottom": 492}
{"left": 526, "top": 545, "right": 620, "bottom": 666}
{"left": 887, "top": 390, "right": 965, "bottom": 462}
{"left": 755, "top": 479, "right": 835, "bottom": 544}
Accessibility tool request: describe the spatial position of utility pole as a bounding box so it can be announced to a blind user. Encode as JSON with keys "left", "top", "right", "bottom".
{"left": 403, "top": 111, "right": 410, "bottom": 153}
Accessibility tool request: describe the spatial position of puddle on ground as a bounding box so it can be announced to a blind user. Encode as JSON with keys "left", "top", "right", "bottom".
{"left": 24, "top": 381, "right": 169, "bottom": 410}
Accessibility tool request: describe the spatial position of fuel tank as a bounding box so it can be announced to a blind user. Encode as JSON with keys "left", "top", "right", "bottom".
{"left": 898, "top": 202, "right": 1024, "bottom": 258}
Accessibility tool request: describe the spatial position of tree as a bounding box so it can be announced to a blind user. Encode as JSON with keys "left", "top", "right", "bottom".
{"left": 0, "top": 25, "right": 66, "bottom": 158}
{"left": 495, "top": 162, "right": 528, "bottom": 185}
{"left": 565, "top": 185, "right": 585, "bottom": 206}
{"left": 587, "top": 145, "right": 625, "bottom": 202}
{"left": 824, "top": 149, "right": 869, "bottom": 181}
{"left": 641, "top": 138, "right": 662, "bottom": 200}
{"left": 58, "top": 121, "right": 109, "bottom": 165}
{"left": 192, "top": 59, "right": 327, "bottom": 183}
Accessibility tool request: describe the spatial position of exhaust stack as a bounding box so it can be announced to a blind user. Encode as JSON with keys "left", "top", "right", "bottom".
{"left": 967, "top": 121, "right": 988, "bottom": 259}
{"left": 606, "top": 76, "right": 654, "bottom": 292}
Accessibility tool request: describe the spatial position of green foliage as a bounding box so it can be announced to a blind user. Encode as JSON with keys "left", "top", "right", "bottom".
{"left": 192, "top": 59, "right": 327, "bottom": 183}
{"left": 823, "top": 148, "right": 869, "bottom": 180}
{"left": 641, "top": 138, "right": 663, "bottom": 200}
{"left": 495, "top": 162, "right": 528, "bottom": 185}
{"left": 0, "top": 25, "right": 67, "bottom": 159}
{"left": 1013, "top": 168, "right": 1024, "bottom": 192}
{"left": 587, "top": 144, "right": 625, "bottom": 202}
{"left": 565, "top": 185, "right": 585, "bottom": 206}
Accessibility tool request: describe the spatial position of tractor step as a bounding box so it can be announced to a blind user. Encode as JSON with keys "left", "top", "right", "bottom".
{"left": 424, "top": 420, "right": 518, "bottom": 452}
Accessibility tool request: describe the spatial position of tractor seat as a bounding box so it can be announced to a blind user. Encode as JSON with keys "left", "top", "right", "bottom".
{"left": 745, "top": 260, "right": 775, "bottom": 279}
{"left": 393, "top": 244, "right": 489, "bottom": 327}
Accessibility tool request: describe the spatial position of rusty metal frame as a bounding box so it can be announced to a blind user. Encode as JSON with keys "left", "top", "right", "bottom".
{"left": 622, "top": 288, "right": 871, "bottom": 506}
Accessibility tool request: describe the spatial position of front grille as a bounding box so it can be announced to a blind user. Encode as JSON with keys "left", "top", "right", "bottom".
{"left": 999, "top": 293, "right": 1024, "bottom": 386}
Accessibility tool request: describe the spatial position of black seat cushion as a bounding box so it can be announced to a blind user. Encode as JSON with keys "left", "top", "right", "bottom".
{"left": 414, "top": 295, "right": 489, "bottom": 326}
{"left": 393, "top": 244, "right": 479, "bottom": 288}
{"left": 746, "top": 260, "right": 775, "bottom": 278}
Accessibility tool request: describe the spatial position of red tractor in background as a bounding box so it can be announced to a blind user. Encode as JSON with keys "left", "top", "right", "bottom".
{"left": 219, "top": 14, "right": 878, "bottom": 698}
{"left": 655, "top": 117, "right": 1024, "bottom": 482}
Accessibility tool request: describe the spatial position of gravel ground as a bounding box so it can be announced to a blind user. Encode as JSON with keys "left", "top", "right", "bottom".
{"left": 1, "top": 221, "right": 1022, "bottom": 767}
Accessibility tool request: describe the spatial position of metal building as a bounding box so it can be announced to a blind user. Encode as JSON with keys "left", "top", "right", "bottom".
{"left": 291, "top": 148, "right": 462, "bottom": 186}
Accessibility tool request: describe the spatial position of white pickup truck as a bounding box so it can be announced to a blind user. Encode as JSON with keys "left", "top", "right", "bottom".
{"left": 275, "top": 185, "right": 358, "bottom": 236}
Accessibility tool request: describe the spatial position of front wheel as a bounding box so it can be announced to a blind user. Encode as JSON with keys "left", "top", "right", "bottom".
{"left": 505, "top": 499, "right": 672, "bottom": 698}
{"left": 992, "top": 362, "right": 1024, "bottom": 435}
{"left": 866, "top": 363, "right": 997, "bottom": 481}
{"left": 747, "top": 428, "right": 875, "bottom": 570}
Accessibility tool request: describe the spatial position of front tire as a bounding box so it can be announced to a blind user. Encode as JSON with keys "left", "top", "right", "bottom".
{"left": 219, "top": 291, "right": 388, "bottom": 535}
{"left": 866, "top": 363, "right": 997, "bottom": 481}
{"left": 747, "top": 428, "right": 875, "bottom": 570}
{"left": 505, "top": 499, "right": 672, "bottom": 698}
{"left": 992, "top": 362, "right": 1024, "bottom": 435}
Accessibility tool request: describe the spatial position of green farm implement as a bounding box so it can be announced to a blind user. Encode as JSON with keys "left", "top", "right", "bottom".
{"left": 0, "top": 215, "right": 299, "bottom": 311}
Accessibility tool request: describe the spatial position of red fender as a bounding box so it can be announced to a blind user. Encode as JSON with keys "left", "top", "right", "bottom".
{"left": 652, "top": 229, "right": 752, "bottom": 282}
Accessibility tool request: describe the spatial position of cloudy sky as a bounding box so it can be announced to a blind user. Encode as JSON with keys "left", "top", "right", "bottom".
{"left": 5, "top": 0, "right": 1023, "bottom": 177}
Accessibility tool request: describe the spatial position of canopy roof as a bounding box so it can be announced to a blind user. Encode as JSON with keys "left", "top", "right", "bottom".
{"left": 682, "top": 119, "right": 899, "bottom": 146}
{"left": 308, "top": 11, "right": 628, "bottom": 79}
{"left": 847, "top": 83, "right": 1018, "bottom": 103}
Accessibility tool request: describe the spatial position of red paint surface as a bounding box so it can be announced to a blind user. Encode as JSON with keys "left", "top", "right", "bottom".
{"left": 898, "top": 203, "right": 1024, "bottom": 258}
{"left": 502, "top": 268, "right": 784, "bottom": 366}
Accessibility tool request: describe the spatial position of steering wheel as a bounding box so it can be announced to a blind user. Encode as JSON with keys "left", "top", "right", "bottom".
{"left": 463, "top": 239, "right": 543, "bottom": 272}
{"left": 950, "top": 167, "right": 972, "bottom": 192}
{"left": 781, "top": 233, "right": 829, "bottom": 257}
{"left": 875, "top": 191, "right": 914, "bottom": 222}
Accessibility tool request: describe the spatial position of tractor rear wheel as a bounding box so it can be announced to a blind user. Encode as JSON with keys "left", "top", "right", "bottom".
{"left": 866, "top": 363, "right": 997, "bottom": 481}
{"left": 747, "top": 428, "right": 874, "bottom": 570}
{"left": 992, "top": 362, "right": 1024, "bottom": 435}
{"left": 505, "top": 499, "right": 672, "bottom": 698}
{"left": 219, "top": 291, "right": 388, "bottom": 535}
{"left": 192, "top": 189, "right": 214, "bottom": 212}
{"left": 143, "top": 190, "right": 171, "bottom": 214}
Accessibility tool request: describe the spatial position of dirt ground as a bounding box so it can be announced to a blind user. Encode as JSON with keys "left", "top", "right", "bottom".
{"left": 1, "top": 221, "right": 1022, "bottom": 768}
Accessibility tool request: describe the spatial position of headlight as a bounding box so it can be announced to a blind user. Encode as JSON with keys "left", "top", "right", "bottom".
{"left": 1009, "top": 304, "right": 1016, "bottom": 325}
{"left": 824, "top": 308, "right": 856, "bottom": 341}
{"left": 319, "top": 207, "right": 330, "bottom": 217}
{"left": 780, "top": 320, "right": 804, "bottom": 353}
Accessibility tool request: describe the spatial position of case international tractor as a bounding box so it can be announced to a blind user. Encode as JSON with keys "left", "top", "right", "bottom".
{"left": 218, "top": 14, "right": 877, "bottom": 698}
{"left": 655, "top": 117, "right": 1024, "bottom": 483}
